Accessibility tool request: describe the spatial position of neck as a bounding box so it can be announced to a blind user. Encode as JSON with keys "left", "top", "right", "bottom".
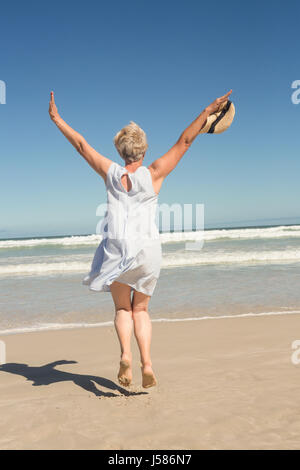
{"left": 124, "top": 159, "right": 143, "bottom": 172}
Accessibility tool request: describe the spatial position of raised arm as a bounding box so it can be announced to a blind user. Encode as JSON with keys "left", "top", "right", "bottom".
{"left": 48, "top": 91, "right": 112, "bottom": 181}
{"left": 148, "top": 90, "right": 232, "bottom": 193}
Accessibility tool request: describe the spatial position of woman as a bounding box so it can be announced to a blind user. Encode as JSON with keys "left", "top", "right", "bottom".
{"left": 48, "top": 89, "right": 232, "bottom": 389}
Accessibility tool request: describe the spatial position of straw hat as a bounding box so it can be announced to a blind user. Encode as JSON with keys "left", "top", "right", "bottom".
{"left": 199, "top": 100, "right": 235, "bottom": 134}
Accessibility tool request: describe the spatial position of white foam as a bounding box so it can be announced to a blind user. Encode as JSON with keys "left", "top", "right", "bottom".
{"left": 203, "top": 225, "right": 300, "bottom": 241}
{"left": 1, "top": 248, "right": 300, "bottom": 276}
{"left": 162, "top": 249, "right": 300, "bottom": 267}
{"left": 152, "top": 310, "right": 300, "bottom": 322}
{"left": 0, "top": 234, "right": 102, "bottom": 249}
{"left": 1, "top": 225, "right": 300, "bottom": 249}
{"left": 1, "top": 310, "right": 300, "bottom": 336}
{"left": 0, "top": 261, "right": 90, "bottom": 275}
{"left": 0, "top": 322, "right": 114, "bottom": 336}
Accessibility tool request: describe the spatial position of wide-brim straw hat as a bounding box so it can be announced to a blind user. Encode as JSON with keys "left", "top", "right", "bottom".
{"left": 199, "top": 100, "right": 235, "bottom": 134}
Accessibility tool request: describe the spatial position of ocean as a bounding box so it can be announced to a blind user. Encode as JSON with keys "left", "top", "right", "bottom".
{"left": 1, "top": 224, "right": 300, "bottom": 335}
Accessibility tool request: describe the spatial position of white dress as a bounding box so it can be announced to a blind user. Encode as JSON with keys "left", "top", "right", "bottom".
{"left": 82, "top": 161, "right": 162, "bottom": 296}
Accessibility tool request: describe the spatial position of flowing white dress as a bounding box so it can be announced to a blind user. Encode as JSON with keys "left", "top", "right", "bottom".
{"left": 82, "top": 161, "right": 162, "bottom": 296}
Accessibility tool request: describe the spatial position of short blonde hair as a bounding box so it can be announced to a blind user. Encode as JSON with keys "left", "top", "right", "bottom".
{"left": 113, "top": 121, "right": 148, "bottom": 163}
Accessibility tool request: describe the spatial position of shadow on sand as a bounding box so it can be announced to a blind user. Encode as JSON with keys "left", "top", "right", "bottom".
{"left": 0, "top": 360, "right": 147, "bottom": 398}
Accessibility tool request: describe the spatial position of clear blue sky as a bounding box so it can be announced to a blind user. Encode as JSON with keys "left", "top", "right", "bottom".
{"left": 1, "top": 0, "right": 300, "bottom": 238}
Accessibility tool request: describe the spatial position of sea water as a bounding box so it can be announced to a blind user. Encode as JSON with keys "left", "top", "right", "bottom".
{"left": 1, "top": 224, "right": 300, "bottom": 334}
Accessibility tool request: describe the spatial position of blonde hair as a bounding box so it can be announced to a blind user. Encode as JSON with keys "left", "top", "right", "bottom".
{"left": 113, "top": 121, "right": 148, "bottom": 163}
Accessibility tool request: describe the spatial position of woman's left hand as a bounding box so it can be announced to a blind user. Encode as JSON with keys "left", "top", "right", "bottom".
{"left": 49, "top": 91, "right": 59, "bottom": 121}
{"left": 205, "top": 90, "right": 232, "bottom": 115}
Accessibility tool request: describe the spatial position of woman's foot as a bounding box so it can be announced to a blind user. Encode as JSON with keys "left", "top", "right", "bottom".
{"left": 141, "top": 363, "right": 157, "bottom": 389}
{"left": 118, "top": 355, "right": 132, "bottom": 386}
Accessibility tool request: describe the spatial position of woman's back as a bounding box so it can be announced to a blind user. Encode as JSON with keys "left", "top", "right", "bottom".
{"left": 104, "top": 161, "right": 160, "bottom": 243}
{"left": 83, "top": 161, "right": 162, "bottom": 296}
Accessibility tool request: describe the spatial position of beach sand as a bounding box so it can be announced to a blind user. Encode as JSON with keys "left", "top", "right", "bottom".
{"left": 0, "top": 314, "right": 300, "bottom": 450}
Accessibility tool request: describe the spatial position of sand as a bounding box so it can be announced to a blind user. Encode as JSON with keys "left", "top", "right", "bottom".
{"left": 0, "top": 314, "right": 300, "bottom": 450}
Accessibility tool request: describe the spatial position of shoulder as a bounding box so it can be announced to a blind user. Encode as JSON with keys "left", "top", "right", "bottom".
{"left": 105, "top": 161, "right": 119, "bottom": 185}
{"left": 146, "top": 165, "right": 163, "bottom": 196}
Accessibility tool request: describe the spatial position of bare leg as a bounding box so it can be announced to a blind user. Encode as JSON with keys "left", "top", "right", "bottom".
{"left": 132, "top": 290, "right": 157, "bottom": 388}
{"left": 110, "top": 281, "right": 133, "bottom": 386}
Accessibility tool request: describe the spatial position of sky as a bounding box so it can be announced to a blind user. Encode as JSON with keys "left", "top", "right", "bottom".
{"left": 0, "top": 0, "right": 300, "bottom": 238}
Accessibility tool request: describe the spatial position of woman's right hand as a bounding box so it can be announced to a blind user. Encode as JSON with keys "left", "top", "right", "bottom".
{"left": 48, "top": 91, "right": 60, "bottom": 121}
{"left": 205, "top": 90, "right": 232, "bottom": 115}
